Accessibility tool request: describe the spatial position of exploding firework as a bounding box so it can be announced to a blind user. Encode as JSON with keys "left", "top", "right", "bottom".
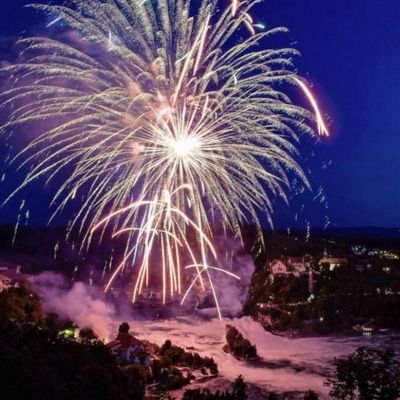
{"left": 0, "top": 0, "right": 328, "bottom": 317}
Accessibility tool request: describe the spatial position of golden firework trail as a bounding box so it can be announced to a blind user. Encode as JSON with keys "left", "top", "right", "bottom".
{"left": 1, "top": 0, "right": 328, "bottom": 317}
{"left": 92, "top": 185, "right": 218, "bottom": 304}
{"left": 293, "top": 77, "right": 329, "bottom": 137}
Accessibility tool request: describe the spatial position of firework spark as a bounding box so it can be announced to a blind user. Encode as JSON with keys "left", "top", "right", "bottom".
{"left": 1, "top": 0, "right": 328, "bottom": 317}
{"left": 293, "top": 77, "right": 329, "bottom": 137}
{"left": 92, "top": 185, "right": 217, "bottom": 305}
{"left": 232, "top": 0, "right": 239, "bottom": 16}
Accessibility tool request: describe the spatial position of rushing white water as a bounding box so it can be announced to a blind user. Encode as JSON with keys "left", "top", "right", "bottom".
{"left": 33, "top": 275, "right": 398, "bottom": 398}
{"left": 121, "top": 315, "right": 400, "bottom": 399}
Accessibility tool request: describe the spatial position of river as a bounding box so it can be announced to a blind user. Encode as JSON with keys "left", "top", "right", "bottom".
{"left": 123, "top": 316, "right": 400, "bottom": 399}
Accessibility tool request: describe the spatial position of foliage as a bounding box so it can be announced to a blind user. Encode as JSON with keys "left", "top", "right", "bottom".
{"left": 246, "top": 257, "right": 400, "bottom": 333}
{"left": 79, "top": 327, "right": 98, "bottom": 341}
{"left": 225, "top": 325, "right": 257, "bottom": 359}
{"left": 182, "top": 375, "right": 247, "bottom": 400}
{"left": 121, "top": 364, "right": 147, "bottom": 400}
{"left": 0, "top": 286, "right": 145, "bottom": 400}
{"left": 304, "top": 389, "right": 319, "bottom": 400}
{"left": 0, "top": 284, "right": 43, "bottom": 326}
{"left": 325, "top": 346, "right": 400, "bottom": 400}
{"left": 151, "top": 339, "right": 218, "bottom": 390}
{"left": 44, "top": 312, "right": 76, "bottom": 337}
{"left": 119, "top": 322, "right": 130, "bottom": 334}
{"left": 232, "top": 375, "right": 247, "bottom": 400}
{"left": 157, "top": 339, "right": 217, "bottom": 371}
{"left": 145, "top": 389, "right": 176, "bottom": 400}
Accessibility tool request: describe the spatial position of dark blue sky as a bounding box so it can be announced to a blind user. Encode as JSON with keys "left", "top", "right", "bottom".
{"left": 262, "top": 0, "right": 400, "bottom": 228}
{"left": 0, "top": 0, "right": 399, "bottom": 228}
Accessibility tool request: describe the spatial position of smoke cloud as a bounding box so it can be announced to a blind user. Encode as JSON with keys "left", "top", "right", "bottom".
{"left": 34, "top": 272, "right": 115, "bottom": 340}
{"left": 213, "top": 237, "right": 255, "bottom": 316}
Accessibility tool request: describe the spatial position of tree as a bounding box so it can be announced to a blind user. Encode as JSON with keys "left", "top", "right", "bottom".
{"left": 182, "top": 375, "right": 246, "bottom": 400}
{"left": 121, "top": 364, "right": 146, "bottom": 400}
{"left": 225, "top": 325, "right": 257, "bottom": 359}
{"left": 118, "top": 322, "right": 130, "bottom": 334}
{"left": 0, "top": 287, "right": 146, "bottom": 400}
{"left": 232, "top": 375, "right": 247, "bottom": 400}
{"left": 146, "top": 389, "right": 175, "bottom": 400}
{"left": 0, "top": 285, "right": 43, "bottom": 326}
{"left": 160, "top": 339, "right": 172, "bottom": 352}
{"left": 304, "top": 389, "right": 319, "bottom": 400}
{"left": 79, "top": 327, "right": 98, "bottom": 341}
{"left": 325, "top": 346, "right": 400, "bottom": 400}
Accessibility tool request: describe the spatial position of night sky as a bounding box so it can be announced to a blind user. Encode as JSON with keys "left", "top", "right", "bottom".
{"left": 0, "top": 0, "right": 399, "bottom": 229}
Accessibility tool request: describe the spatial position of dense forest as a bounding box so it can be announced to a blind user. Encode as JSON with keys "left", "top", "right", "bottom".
{"left": 245, "top": 259, "right": 400, "bottom": 333}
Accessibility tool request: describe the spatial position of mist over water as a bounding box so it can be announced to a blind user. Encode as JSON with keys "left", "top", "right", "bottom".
{"left": 34, "top": 272, "right": 115, "bottom": 340}
{"left": 122, "top": 316, "right": 400, "bottom": 399}
{"left": 211, "top": 237, "right": 255, "bottom": 316}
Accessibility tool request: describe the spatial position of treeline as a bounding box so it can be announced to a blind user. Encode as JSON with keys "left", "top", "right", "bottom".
{"left": 183, "top": 376, "right": 247, "bottom": 400}
{"left": 0, "top": 284, "right": 146, "bottom": 400}
{"left": 0, "top": 284, "right": 219, "bottom": 400}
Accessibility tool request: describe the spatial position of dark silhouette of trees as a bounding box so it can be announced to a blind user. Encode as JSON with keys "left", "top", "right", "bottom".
{"left": 232, "top": 375, "right": 247, "bottom": 400}
{"left": 118, "top": 322, "right": 130, "bottom": 334}
{"left": 151, "top": 339, "right": 218, "bottom": 391}
{"left": 304, "top": 389, "right": 319, "bottom": 400}
{"left": 0, "top": 283, "right": 43, "bottom": 326}
{"left": 79, "top": 327, "right": 98, "bottom": 341}
{"left": 325, "top": 346, "right": 400, "bottom": 400}
{"left": 247, "top": 259, "right": 400, "bottom": 333}
{"left": 0, "top": 286, "right": 145, "bottom": 400}
{"left": 225, "top": 325, "right": 257, "bottom": 359}
{"left": 182, "top": 375, "right": 247, "bottom": 400}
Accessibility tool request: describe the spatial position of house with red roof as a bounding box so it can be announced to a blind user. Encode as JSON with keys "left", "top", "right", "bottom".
{"left": 269, "top": 259, "right": 289, "bottom": 276}
{"left": 0, "top": 265, "right": 33, "bottom": 292}
{"left": 108, "top": 332, "right": 150, "bottom": 367}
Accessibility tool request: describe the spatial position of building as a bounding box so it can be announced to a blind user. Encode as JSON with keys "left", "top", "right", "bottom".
{"left": 0, "top": 265, "right": 33, "bottom": 292}
{"left": 319, "top": 257, "right": 348, "bottom": 271}
{"left": 287, "top": 256, "right": 312, "bottom": 276}
{"left": 108, "top": 332, "right": 150, "bottom": 366}
{"left": 288, "top": 257, "right": 304, "bottom": 268}
{"left": 269, "top": 259, "right": 289, "bottom": 276}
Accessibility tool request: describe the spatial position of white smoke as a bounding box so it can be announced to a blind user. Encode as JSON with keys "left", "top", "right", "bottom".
{"left": 212, "top": 237, "right": 255, "bottom": 316}
{"left": 34, "top": 272, "right": 115, "bottom": 340}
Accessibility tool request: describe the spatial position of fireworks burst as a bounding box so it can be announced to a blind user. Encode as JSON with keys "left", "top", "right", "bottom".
{"left": 1, "top": 0, "right": 328, "bottom": 317}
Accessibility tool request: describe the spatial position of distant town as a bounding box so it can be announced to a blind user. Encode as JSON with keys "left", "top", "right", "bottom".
{"left": 244, "top": 230, "right": 400, "bottom": 335}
